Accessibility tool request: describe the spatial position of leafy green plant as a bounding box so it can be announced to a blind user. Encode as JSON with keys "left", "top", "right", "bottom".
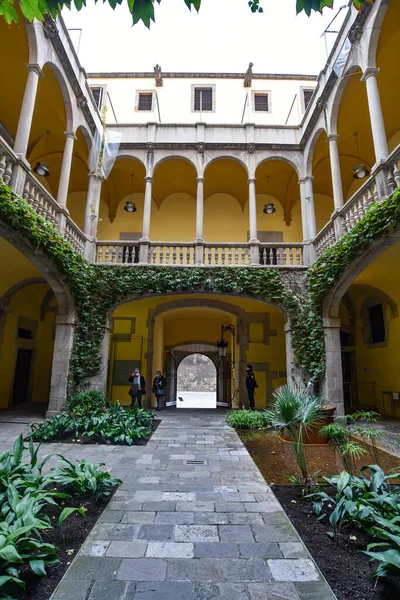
{"left": 30, "top": 403, "right": 155, "bottom": 446}
{"left": 0, "top": 519, "right": 59, "bottom": 592}
{"left": 307, "top": 465, "right": 400, "bottom": 533}
{"left": 321, "top": 411, "right": 386, "bottom": 474}
{"left": 50, "top": 459, "right": 121, "bottom": 501}
{"left": 364, "top": 514, "right": 400, "bottom": 577}
{"left": 30, "top": 414, "right": 73, "bottom": 443}
{"left": 68, "top": 389, "right": 107, "bottom": 416}
{"left": 265, "top": 385, "right": 324, "bottom": 487}
{"left": 227, "top": 409, "right": 270, "bottom": 430}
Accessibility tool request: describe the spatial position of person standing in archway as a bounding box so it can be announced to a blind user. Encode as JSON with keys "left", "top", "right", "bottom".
{"left": 246, "top": 364, "right": 258, "bottom": 411}
{"left": 152, "top": 370, "right": 167, "bottom": 411}
{"left": 128, "top": 367, "right": 146, "bottom": 408}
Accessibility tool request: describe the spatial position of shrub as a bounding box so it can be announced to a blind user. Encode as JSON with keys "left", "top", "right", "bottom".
{"left": 30, "top": 402, "right": 155, "bottom": 446}
{"left": 321, "top": 410, "right": 386, "bottom": 475}
{"left": 307, "top": 465, "right": 400, "bottom": 578}
{"left": 227, "top": 410, "right": 270, "bottom": 430}
{"left": 68, "top": 389, "right": 107, "bottom": 416}
{"left": 49, "top": 459, "right": 121, "bottom": 501}
{"left": 0, "top": 435, "right": 117, "bottom": 596}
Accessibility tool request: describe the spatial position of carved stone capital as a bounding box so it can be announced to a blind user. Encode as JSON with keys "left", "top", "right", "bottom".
{"left": 64, "top": 131, "right": 77, "bottom": 140}
{"left": 25, "top": 64, "right": 43, "bottom": 78}
{"left": 326, "top": 133, "right": 339, "bottom": 143}
{"left": 361, "top": 67, "right": 380, "bottom": 82}
{"left": 145, "top": 176, "right": 154, "bottom": 184}
{"left": 248, "top": 178, "right": 256, "bottom": 185}
{"left": 316, "top": 98, "right": 327, "bottom": 111}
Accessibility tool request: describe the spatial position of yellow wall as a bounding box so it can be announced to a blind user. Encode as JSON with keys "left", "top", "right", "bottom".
{"left": 109, "top": 293, "right": 287, "bottom": 409}
{"left": 340, "top": 242, "right": 400, "bottom": 417}
{"left": 96, "top": 192, "right": 303, "bottom": 243}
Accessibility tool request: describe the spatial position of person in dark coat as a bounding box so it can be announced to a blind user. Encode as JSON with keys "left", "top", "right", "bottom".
{"left": 128, "top": 367, "right": 146, "bottom": 408}
{"left": 246, "top": 364, "right": 258, "bottom": 411}
{"left": 152, "top": 370, "right": 167, "bottom": 411}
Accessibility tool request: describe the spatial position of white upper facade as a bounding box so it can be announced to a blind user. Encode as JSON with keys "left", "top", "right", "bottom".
{"left": 88, "top": 71, "right": 318, "bottom": 126}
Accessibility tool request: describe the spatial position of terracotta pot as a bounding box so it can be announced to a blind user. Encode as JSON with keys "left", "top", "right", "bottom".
{"left": 280, "top": 405, "right": 336, "bottom": 445}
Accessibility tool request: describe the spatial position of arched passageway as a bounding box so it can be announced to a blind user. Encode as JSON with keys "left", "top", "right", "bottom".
{"left": 0, "top": 233, "right": 75, "bottom": 416}
{"left": 177, "top": 353, "right": 217, "bottom": 409}
{"left": 324, "top": 235, "right": 400, "bottom": 417}
{"left": 108, "top": 294, "right": 288, "bottom": 410}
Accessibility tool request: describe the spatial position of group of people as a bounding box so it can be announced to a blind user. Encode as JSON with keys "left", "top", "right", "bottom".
{"left": 128, "top": 368, "right": 166, "bottom": 411}
{"left": 127, "top": 363, "right": 259, "bottom": 411}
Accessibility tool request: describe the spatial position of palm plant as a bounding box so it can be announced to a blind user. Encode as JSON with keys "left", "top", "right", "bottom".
{"left": 265, "top": 385, "right": 324, "bottom": 487}
{"left": 321, "top": 410, "right": 385, "bottom": 474}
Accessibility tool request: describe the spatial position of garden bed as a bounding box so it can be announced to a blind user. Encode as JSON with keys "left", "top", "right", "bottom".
{"left": 28, "top": 418, "right": 161, "bottom": 446}
{"left": 274, "top": 485, "right": 400, "bottom": 600}
{"left": 238, "top": 429, "right": 400, "bottom": 485}
{"left": 18, "top": 487, "right": 117, "bottom": 600}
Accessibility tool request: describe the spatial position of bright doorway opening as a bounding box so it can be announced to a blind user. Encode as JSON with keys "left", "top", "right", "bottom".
{"left": 177, "top": 353, "right": 217, "bottom": 409}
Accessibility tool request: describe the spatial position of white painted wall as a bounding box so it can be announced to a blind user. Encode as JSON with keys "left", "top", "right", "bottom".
{"left": 88, "top": 75, "right": 317, "bottom": 126}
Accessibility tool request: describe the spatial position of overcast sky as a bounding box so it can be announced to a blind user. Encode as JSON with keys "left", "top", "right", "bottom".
{"left": 62, "top": 0, "right": 348, "bottom": 75}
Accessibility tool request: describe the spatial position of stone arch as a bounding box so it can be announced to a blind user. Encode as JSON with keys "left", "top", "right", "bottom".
{"left": 323, "top": 230, "right": 400, "bottom": 320}
{"left": 42, "top": 61, "right": 74, "bottom": 132}
{"left": 153, "top": 154, "right": 198, "bottom": 176}
{"left": 304, "top": 127, "right": 327, "bottom": 177}
{"left": 75, "top": 124, "right": 93, "bottom": 153}
{"left": 327, "top": 64, "right": 365, "bottom": 135}
{"left": 24, "top": 20, "right": 39, "bottom": 65}
{"left": 0, "top": 222, "right": 74, "bottom": 316}
{"left": 40, "top": 288, "right": 56, "bottom": 322}
{"left": 366, "top": 0, "right": 390, "bottom": 70}
{"left": 255, "top": 155, "right": 301, "bottom": 179}
{"left": 115, "top": 154, "right": 147, "bottom": 171}
{"left": 0, "top": 278, "right": 47, "bottom": 311}
{"left": 204, "top": 155, "right": 249, "bottom": 176}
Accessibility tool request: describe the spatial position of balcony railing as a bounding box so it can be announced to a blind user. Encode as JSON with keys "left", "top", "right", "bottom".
{"left": 314, "top": 144, "right": 400, "bottom": 258}
{"left": 95, "top": 241, "right": 304, "bottom": 267}
{"left": 0, "top": 136, "right": 88, "bottom": 256}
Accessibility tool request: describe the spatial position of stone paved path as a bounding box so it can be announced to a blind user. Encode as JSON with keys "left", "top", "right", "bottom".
{"left": 51, "top": 410, "right": 335, "bottom": 600}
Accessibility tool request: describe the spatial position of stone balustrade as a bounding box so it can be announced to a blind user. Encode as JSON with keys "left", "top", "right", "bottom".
{"left": 95, "top": 241, "right": 305, "bottom": 267}
{"left": 314, "top": 143, "right": 400, "bottom": 258}
{"left": 0, "top": 135, "right": 88, "bottom": 256}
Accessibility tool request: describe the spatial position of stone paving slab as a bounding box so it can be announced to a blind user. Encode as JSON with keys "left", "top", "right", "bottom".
{"left": 49, "top": 409, "right": 336, "bottom": 600}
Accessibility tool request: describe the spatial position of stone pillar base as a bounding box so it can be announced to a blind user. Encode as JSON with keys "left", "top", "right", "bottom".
{"left": 139, "top": 241, "right": 150, "bottom": 263}
{"left": 194, "top": 242, "right": 204, "bottom": 265}
{"left": 249, "top": 241, "right": 260, "bottom": 265}
{"left": 302, "top": 242, "right": 317, "bottom": 266}
{"left": 322, "top": 317, "right": 344, "bottom": 415}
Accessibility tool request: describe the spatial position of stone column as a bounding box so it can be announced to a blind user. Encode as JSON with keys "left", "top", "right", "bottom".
{"left": 139, "top": 176, "right": 153, "bottom": 263}
{"left": 14, "top": 64, "right": 43, "bottom": 156}
{"left": 57, "top": 131, "right": 76, "bottom": 207}
{"left": 85, "top": 324, "right": 110, "bottom": 395}
{"left": 195, "top": 177, "right": 205, "bottom": 265}
{"left": 327, "top": 134, "right": 344, "bottom": 210}
{"left": 248, "top": 178, "right": 260, "bottom": 265}
{"left": 322, "top": 317, "right": 344, "bottom": 416}
{"left": 83, "top": 173, "right": 103, "bottom": 238}
{"left": 361, "top": 68, "right": 389, "bottom": 163}
{"left": 299, "top": 177, "right": 317, "bottom": 265}
{"left": 47, "top": 314, "right": 75, "bottom": 417}
{"left": 284, "top": 322, "right": 305, "bottom": 387}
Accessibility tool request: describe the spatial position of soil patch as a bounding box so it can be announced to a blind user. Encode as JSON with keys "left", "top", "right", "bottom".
{"left": 17, "top": 487, "right": 117, "bottom": 600}
{"left": 274, "top": 485, "right": 400, "bottom": 600}
{"left": 238, "top": 429, "right": 400, "bottom": 485}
